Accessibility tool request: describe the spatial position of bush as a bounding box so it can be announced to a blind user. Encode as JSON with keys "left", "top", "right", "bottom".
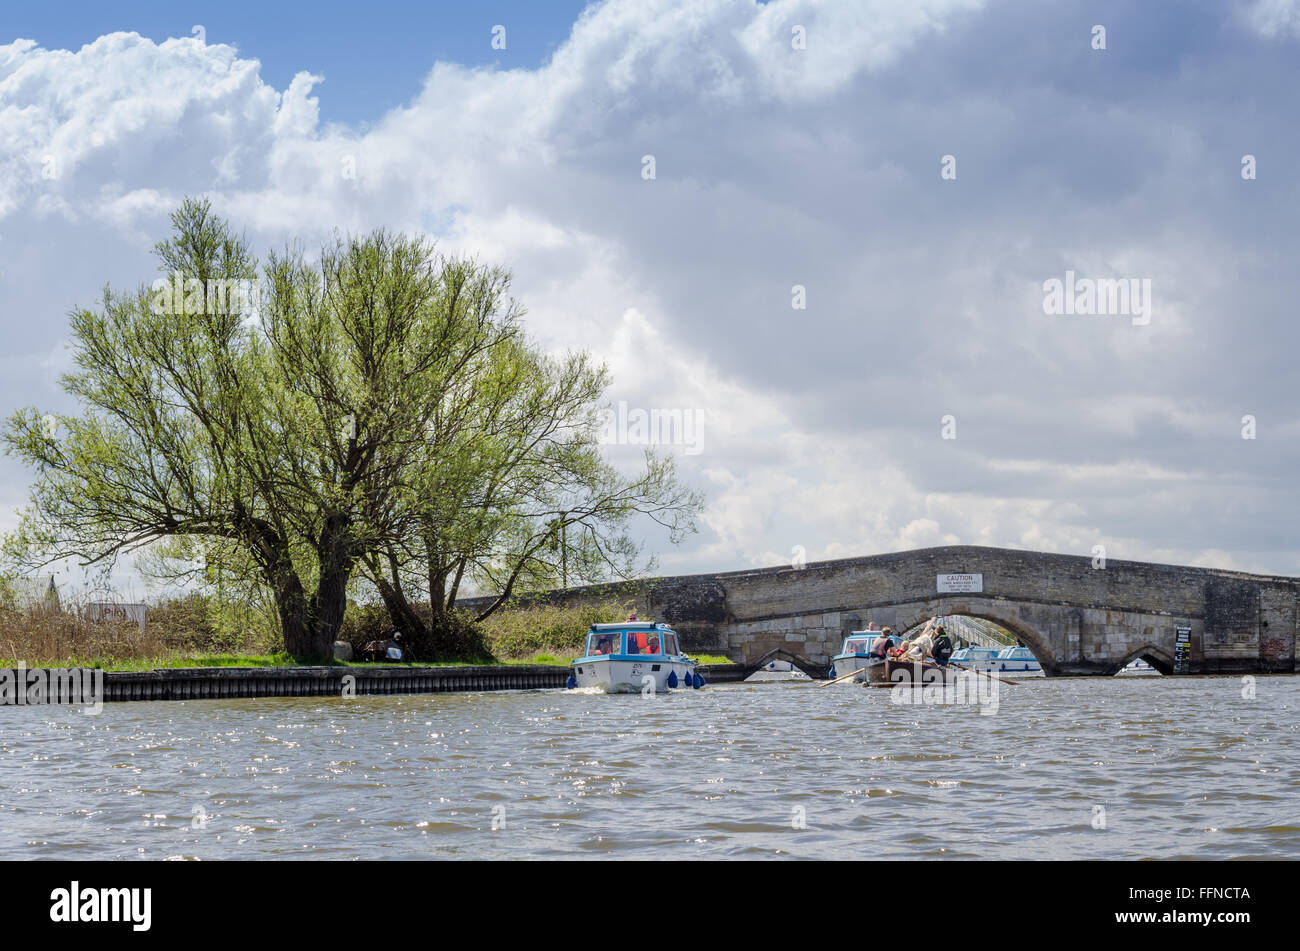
{"left": 145, "top": 593, "right": 280, "bottom": 655}
{"left": 419, "top": 609, "right": 494, "bottom": 663}
{"left": 480, "top": 597, "right": 635, "bottom": 659}
{"left": 0, "top": 594, "right": 170, "bottom": 667}
{"left": 338, "top": 601, "right": 394, "bottom": 653}
{"left": 338, "top": 601, "right": 494, "bottom": 663}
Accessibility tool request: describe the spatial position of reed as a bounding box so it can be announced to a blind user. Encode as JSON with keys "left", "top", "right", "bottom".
{"left": 0, "top": 588, "right": 279, "bottom": 669}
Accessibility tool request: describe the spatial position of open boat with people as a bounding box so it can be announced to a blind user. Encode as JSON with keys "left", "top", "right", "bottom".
{"left": 820, "top": 620, "right": 1005, "bottom": 689}
{"left": 568, "top": 622, "right": 703, "bottom": 693}
{"left": 862, "top": 657, "right": 962, "bottom": 687}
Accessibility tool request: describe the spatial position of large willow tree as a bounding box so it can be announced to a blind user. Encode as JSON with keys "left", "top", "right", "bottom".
{"left": 3, "top": 199, "right": 701, "bottom": 660}
{"left": 360, "top": 333, "right": 701, "bottom": 658}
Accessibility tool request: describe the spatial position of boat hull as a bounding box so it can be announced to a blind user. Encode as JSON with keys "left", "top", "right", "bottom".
{"left": 863, "top": 659, "right": 960, "bottom": 687}
{"left": 570, "top": 657, "right": 697, "bottom": 693}
{"left": 952, "top": 656, "right": 1043, "bottom": 675}
{"left": 829, "top": 654, "right": 874, "bottom": 681}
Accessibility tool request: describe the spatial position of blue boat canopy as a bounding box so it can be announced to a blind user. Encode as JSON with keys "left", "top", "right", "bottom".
{"left": 588, "top": 622, "right": 669, "bottom": 631}
{"left": 583, "top": 625, "right": 681, "bottom": 658}
{"left": 835, "top": 630, "right": 892, "bottom": 657}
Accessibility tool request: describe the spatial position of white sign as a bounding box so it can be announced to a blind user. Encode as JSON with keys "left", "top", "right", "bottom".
{"left": 86, "top": 602, "right": 148, "bottom": 633}
{"left": 937, "top": 573, "right": 982, "bottom": 594}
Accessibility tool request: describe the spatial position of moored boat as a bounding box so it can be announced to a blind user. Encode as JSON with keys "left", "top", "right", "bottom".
{"left": 569, "top": 622, "right": 702, "bottom": 693}
{"left": 950, "top": 644, "right": 1043, "bottom": 675}
{"left": 994, "top": 645, "right": 1043, "bottom": 675}
{"left": 948, "top": 645, "right": 1000, "bottom": 673}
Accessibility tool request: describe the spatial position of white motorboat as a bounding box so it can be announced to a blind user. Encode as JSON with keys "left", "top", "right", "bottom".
{"left": 569, "top": 622, "right": 702, "bottom": 693}
{"left": 829, "top": 630, "right": 893, "bottom": 682}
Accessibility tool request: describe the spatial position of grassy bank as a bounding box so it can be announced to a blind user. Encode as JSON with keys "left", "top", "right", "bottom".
{"left": 0, "top": 653, "right": 566, "bottom": 671}
{"left": 0, "top": 652, "right": 738, "bottom": 672}
{"left": 0, "top": 587, "right": 736, "bottom": 670}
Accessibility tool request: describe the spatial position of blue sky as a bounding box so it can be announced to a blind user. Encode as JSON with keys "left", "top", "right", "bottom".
{"left": 6, "top": 1, "right": 593, "bottom": 124}
{"left": 3, "top": 0, "right": 1300, "bottom": 597}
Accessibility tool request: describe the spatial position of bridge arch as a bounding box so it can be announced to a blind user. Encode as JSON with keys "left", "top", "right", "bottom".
{"left": 894, "top": 603, "right": 1058, "bottom": 675}
{"left": 741, "top": 647, "right": 828, "bottom": 680}
{"left": 1112, "top": 642, "right": 1173, "bottom": 675}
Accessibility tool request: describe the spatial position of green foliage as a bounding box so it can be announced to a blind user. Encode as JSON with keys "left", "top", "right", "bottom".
{"left": 2, "top": 198, "right": 704, "bottom": 664}
{"left": 480, "top": 597, "right": 635, "bottom": 659}
{"left": 145, "top": 592, "right": 281, "bottom": 655}
{"left": 2, "top": 200, "right": 523, "bottom": 658}
{"left": 336, "top": 601, "right": 392, "bottom": 651}
{"left": 427, "top": 610, "right": 495, "bottom": 663}
{"left": 72, "top": 653, "right": 303, "bottom": 671}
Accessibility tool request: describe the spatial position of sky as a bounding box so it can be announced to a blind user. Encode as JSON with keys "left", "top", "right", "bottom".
{"left": 2, "top": 0, "right": 1300, "bottom": 595}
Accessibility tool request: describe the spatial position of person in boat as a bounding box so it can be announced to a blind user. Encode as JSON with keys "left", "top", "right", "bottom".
{"left": 901, "top": 618, "right": 940, "bottom": 662}
{"left": 594, "top": 633, "right": 616, "bottom": 655}
{"left": 931, "top": 626, "right": 954, "bottom": 667}
{"left": 859, "top": 622, "right": 881, "bottom": 654}
{"left": 869, "top": 627, "right": 894, "bottom": 662}
{"left": 890, "top": 640, "right": 911, "bottom": 659}
{"left": 648, "top": 634, "right": 661, "bottom": 654}
{"left": 627, "top": 611, "right": 639, "bottom": 621}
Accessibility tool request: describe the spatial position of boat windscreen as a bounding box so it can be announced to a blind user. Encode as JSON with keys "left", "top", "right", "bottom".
{"left": 625, "top": 630, "right": 664, "bottom": 655}
{"left": 844, "top": 639, "right": 870, "bottom": 655}
{"left": 587, "top": 631, "right": 621, "bottom": 655}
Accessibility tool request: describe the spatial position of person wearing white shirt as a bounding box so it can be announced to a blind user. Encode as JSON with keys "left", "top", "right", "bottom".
{"left": 902, "top": 617, "right": 940, "bottom": 662}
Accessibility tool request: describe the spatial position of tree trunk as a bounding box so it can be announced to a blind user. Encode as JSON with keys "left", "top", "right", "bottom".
{"left": 275, "top": 576, "right": 313, "bottom": 658}
{"left": 374, "top": 575, "right": 427, "bottom": 648}
{"left": 305, "top": 512, "right": 355, "bottom": 660}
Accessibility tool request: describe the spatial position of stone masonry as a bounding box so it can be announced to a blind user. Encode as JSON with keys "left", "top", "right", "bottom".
{"left": 464, "top": 546, "right": 1299, "bottom": 676}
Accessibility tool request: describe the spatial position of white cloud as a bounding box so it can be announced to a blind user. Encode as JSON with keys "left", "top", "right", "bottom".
{"left": 1, "top": 0, "right": 1298, "bottom": 586}
{"left": 737, "top": 0, "right": 986, "bottom": 99}
{"left": 1244, "top": 0, "right": 1300, "bottom": 37}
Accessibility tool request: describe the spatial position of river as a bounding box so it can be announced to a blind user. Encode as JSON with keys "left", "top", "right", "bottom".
{"left": 1, "top": 674, "right": 1296, "bottom": 859}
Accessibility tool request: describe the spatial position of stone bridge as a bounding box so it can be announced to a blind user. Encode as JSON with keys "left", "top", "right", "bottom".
{"left": 483, "top": 546, "right": 1299, "bottom": 677}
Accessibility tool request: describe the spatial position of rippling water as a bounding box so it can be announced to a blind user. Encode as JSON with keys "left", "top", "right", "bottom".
{"left": 2, "top": 674, "right": 1297, "bottom": 859}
